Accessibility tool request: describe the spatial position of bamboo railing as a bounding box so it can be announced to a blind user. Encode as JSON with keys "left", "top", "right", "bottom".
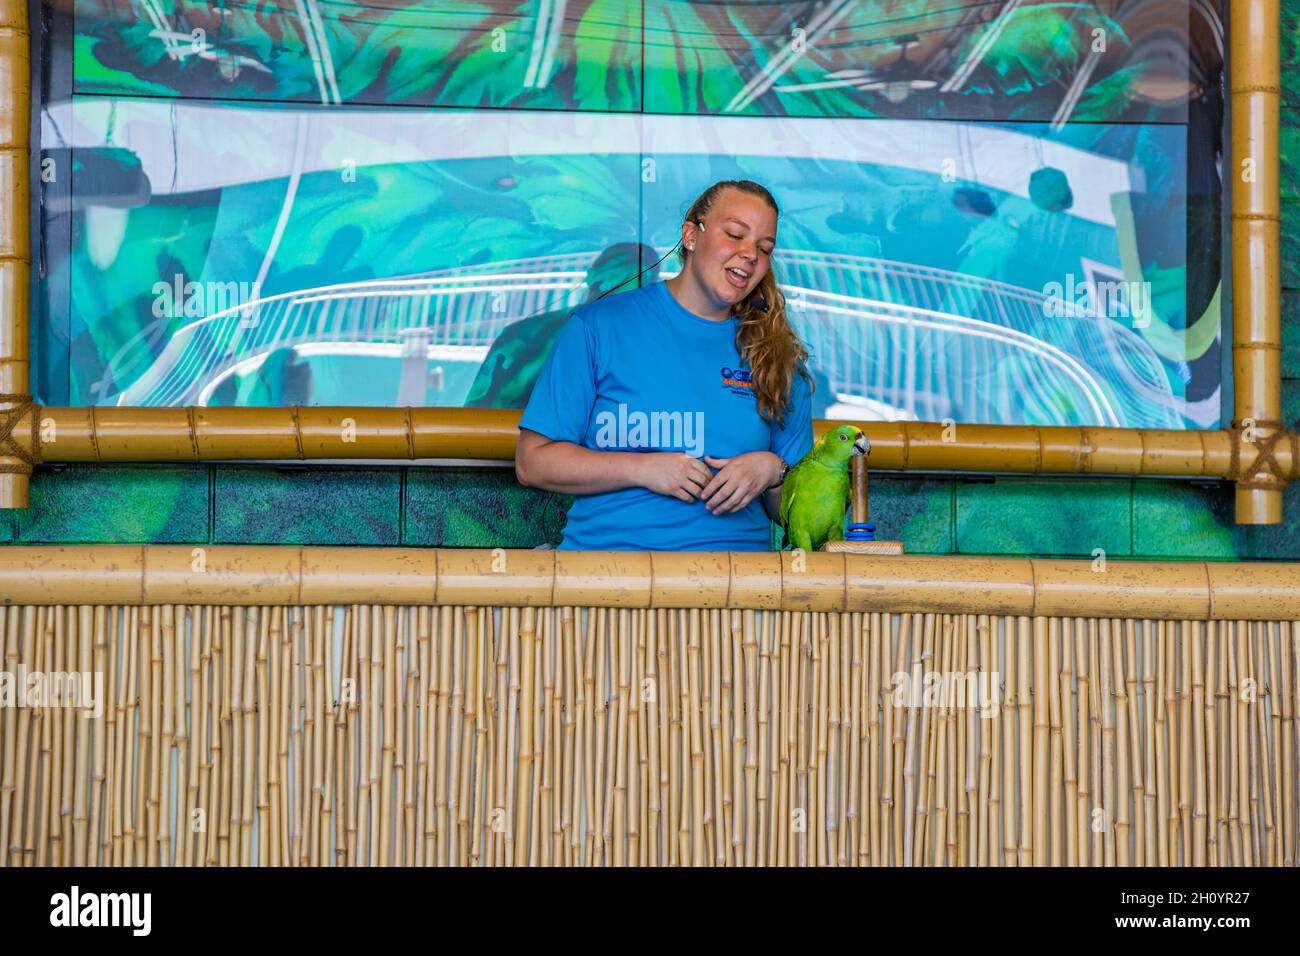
{"left": 10, "top": 407, "right": 1270, "bottom": 478}
{"left": 0, "top": 547, "right": 1296, "bottom": 866}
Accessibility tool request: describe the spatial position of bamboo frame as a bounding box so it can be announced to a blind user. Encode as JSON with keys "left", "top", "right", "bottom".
{"left": 0, "top": 0, "right": 32, "bottom": 509}
{"left": 1230, "top": 0, "right": 1283, "bottom": 523}
{"left": 12, "top": 407, "right": 1268, "bottom": 478}
{"left": 0, "top": 2, "right": 1287, "bottom": 523}
{"left": 1, "top": 602, "right": 1295, "bottom": 866}
{"left": 1, "top": 545, "right": 1300, "bottom": 621}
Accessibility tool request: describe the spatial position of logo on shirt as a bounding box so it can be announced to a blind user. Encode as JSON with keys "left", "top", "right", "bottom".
{"left": 720, "top": 366, "right": 756, "bottom": 399}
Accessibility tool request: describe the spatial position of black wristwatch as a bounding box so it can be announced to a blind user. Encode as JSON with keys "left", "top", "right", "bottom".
{"left": 768, "top": 455, "right": 791, "bottom": 490}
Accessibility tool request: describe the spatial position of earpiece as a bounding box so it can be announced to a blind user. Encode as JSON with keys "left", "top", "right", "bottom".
{"left": 687, "top": 219, "right": 702, "bottom": 251}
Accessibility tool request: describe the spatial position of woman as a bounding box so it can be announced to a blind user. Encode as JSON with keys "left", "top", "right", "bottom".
{"left": 515, "top": 179, "right": 814, "bottom": 550}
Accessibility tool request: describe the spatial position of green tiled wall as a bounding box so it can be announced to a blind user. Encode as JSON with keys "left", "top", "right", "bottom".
{"left": 2, "top": 462, "right": 1293, "bottom": 562}
{"left": 6, "top": 465, "right": 559, "bottom": 549}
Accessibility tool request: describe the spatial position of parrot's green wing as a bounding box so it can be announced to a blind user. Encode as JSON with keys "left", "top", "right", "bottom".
{"left": 826, "top": 468, "right": 850, "bottom": 543}
{"left": 843, "top": 468, "right": 853, "bottom": 537}
{"left": 778, "top": 470, "right": 797, "bottom": 546}
{"left": 780, "top": 459, "right": 818, "bottom": 550}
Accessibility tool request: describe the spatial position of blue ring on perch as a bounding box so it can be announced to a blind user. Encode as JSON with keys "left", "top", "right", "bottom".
{"left": 845, "top": 522, "right": 876, "bottom": 541}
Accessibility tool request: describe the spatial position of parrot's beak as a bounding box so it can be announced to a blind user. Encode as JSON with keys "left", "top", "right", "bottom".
{"left": 852, "top": 431, "right": 870, "bottom": 457}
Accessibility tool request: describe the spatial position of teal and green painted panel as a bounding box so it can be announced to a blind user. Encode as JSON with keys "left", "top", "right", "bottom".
{"left": 73, "top": 1, "right": 644, "bottom": 111}
{"left": 405, "top": 468, "right": 563, "bottom": 548}
{"left": 955, "top": 477, "right": 1132, "bottom": 557}
{"left": 1284, "top": 292, "right": 1300, "bottom": 373}
{"left": 1286, "top": 0, "right": 1300, "bottom": 109}
{"left": 1131, "top": 479, "right": 1300, "bottom": 560}
{"left": 14, "top": 465, "right": 209, "bottom": 545}
{"left": 212, "top": 467, "right": 402, "bottom": 545}
{"left": 869, "top": 476, "right": 956, "bottom": 555}
{"left": 73, "top": 1, "right": 1198, "bottom": 122}
{"left": 9, "top": 463, "right": 1298, "bottom": 564}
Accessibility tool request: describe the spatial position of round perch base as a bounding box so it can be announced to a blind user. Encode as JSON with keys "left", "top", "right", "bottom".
{"left": 823, "top": 540, "right": 906, "bottom": 554}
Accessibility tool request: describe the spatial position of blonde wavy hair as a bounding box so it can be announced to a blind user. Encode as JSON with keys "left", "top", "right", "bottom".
{"left": 679, "top": 179, "right": 814, "bottom": 429}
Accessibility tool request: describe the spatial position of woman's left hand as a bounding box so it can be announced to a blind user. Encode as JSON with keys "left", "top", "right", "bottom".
{"left": 699, "top": 452, "right": 782, "bottom": 515}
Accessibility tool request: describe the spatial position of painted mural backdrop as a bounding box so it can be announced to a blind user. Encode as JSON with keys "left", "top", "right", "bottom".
{"left": 38, "top": 1, "right": 1224, "bottom": 432}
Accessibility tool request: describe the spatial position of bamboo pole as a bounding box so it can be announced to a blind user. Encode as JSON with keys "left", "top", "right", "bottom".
{"left": 90, "top": 606, "right": 109, "bottom": 866}
{"left": 862, "top": 612, "right": 876, "bottom": 866}
{"left": 687, "top": 608, "right": 705, "bottom": 867}
{"left": 1211, "top": 621, "right": 1222, "bottom": 868}
{"left": 4, "top": 547, "right": 1300, "bottom": 622}
{"left": 1179, "top": 621, "right": 1193, "bottom": 863}
{"left": 914, "top": 613, "right": 937, "bottom": 865}
{"left": 624, "top": 609, "right": 639, "bottom": 865}
{"left": 1247, "top": 623, "right": 1263, "bottom": 862}
{"left": 255, "top": 608, "right": 271, "bottom": 866}
{"left": 35, "top": 608, "right": 52, "bottom": 866}
{"left": 1061, "top": 617, "right": 1078, "bottom": 866}
{"left": 809, "top": 612, "right": 825, "bottom": 865}
{"left": 134, "top": 606, "right": 150, "bottom": 866}
{"left": 13, "top": 407, "right": 1291, "bottom": 491}
{"left": 1266, "top": 621, "right": 1283, "bottom": 864}
{"left": 450, "top": 606, "right": 468, "bottom": 866}
{"left": 1142, "top": 620, "right": 1158, "bottom": 866}
{"left": 1047, "top": 617, "right": 1062, "bottom": 866}
{"left": 1191, "top": 620, "right": 1207, "bottom": 865}
{"left": 1124, "top": 620, "right": 1144, "bottom": 865}
{"left": 1196, "top": 624, "right": 1213, "bottom": 861}
{"left": 878, "top": 613, "right": 896, "bottom": 867}
{"left": 560, "top": 607, "right": 576, "bottom": 865}
{"left": 933, "top": 617, "right": 951, "bottom": 866}
{"left": 1031, "top": 617, "right": 1049, "bottom": 865}
{"left": 160, "top": 608, "right": 178, "bottom": 868}
{"left": 1281, "top": 622, "right": 1296, "bottom": 865}
{"left": 1229, "top": 0, "right": 1283, "bottom": 523}
{"left": 1001, "top": 615, "right": 1017, "bottom": 867}
{"left": 283, "top": 606, "right": 299, "bottom": 865}
{"left": 50, "top": 608, "right": 67, "bottom": 865}
{"left": 2, "top": 609, "right": 17, "bottom": 865}
{"left": 470, "top": 607, "right": 488, "bottom": 865}
{"left": 455, "top": 607, "right": 473, "bottom": 865}
{"left": 0, "top": 0, "right": 34, "bottom": 509}
{"left": 778, "top": 610, "right": 791, "bottom": 866}
{"left": 517, "top": 606, "right": 536, "bottom": 865}
{"left": 1113, "top": 619, "right": 1131, "bottom": 867}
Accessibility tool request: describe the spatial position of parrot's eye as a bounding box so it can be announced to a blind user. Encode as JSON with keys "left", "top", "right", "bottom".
{"left": 839, "top": 433, "right": 847, "bottom": 441}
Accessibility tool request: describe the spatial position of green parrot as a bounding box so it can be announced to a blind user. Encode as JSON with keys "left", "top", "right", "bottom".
{"left": 779, "top": 425, "right": 869, "bottom": 552}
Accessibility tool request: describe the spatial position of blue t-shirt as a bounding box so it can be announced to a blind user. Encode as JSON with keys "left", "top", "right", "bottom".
{"left": 518, "top": 279, "right": 814, "bottom": 551}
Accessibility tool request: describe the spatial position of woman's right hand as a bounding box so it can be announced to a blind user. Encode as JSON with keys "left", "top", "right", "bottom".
{"left": 640, "top": 452, "right": 715, "bottom": 503}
